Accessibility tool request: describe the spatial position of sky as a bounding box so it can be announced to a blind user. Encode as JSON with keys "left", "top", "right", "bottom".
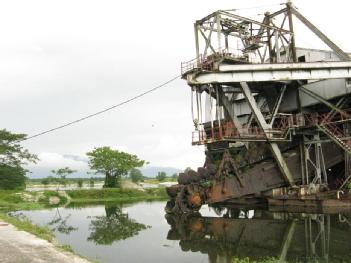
{"left": 0, "top": 0, "right": 350, "bottom": 177}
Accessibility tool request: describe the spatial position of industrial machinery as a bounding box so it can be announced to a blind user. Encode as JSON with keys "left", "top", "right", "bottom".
{"left": 166, "top": 1, "right": 351, "bottom": 213}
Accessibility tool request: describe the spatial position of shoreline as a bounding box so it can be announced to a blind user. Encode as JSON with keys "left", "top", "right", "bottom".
{"left": 0, "top": 219, "right": 91, "bottom": 263}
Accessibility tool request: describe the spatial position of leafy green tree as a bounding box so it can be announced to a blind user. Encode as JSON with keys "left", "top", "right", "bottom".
{"left": 86, "top": 147, "right": 144, "bottom": 188}
{"left": 156, "top": 171, "right": 166, "bottom": 181}
{"left": 41, "top": 178, "right": 50, "bottom": 185}
{"left": 171, "top": 173, "right": 178, "bottom": 179}
{"left": 51, "top": 167, "right": 76, "bottom": 190}
{"left": 0, "top": 129, "right": 38, "bottom": 190}
{"left": 77, "top": 179, "right": 83, "bottom": 188}
{"left": 88, "top": 205, "right": 149, "bottom": 245}
{"left": 129, "top": 168, "right": 143, "bottom": 183}
{"left": 89, "top": 177, "right": 95, "bottom": 188}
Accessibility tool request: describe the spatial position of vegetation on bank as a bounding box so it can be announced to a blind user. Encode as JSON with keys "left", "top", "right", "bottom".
{"left": 67, "top": 188, "right": 167, "bottom": 203}
{"left": 0, "top": 129, "right": 38, "bottom": 190}
{"left": 0, "top": 212, "right": 54, "bottom": 242}
{"left": 0, "top": 187, "right": 167, "bottom": 212}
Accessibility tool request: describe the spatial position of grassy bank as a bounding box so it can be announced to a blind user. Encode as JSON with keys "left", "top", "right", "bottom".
{"left": 66, "top": 187, "right": 167, "bottom": 203}
{"left": 0, "top": 187, "right": 167, "bottom": 211}
{"left": 0, "top": 212, "right": 54, "bottom": 241}
{"left": 0, "top": 190, "right": 64, "bottom": 242}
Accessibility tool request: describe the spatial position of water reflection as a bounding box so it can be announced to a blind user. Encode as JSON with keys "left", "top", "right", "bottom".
{"left": 166, "top": 209, "right": 351, "bottom": 263}
{"left": 87, "top": 204, "right": 150, "bottom": 245}
{"left": 48, "top": 208, "right": 78, "bottom": 234}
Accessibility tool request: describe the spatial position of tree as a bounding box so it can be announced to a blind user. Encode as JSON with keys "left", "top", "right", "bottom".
{"left": 129, "top": 168, "right": 143, "bottom": 183}
{"left": 89, "top": 177, "right": 95, "bottom": 188}
{"left": 0, "top": 129, "right": 38, "bottom": 190}
{"left": 41, "top": 178, "right": 50, "bottom": 185}
{"left": 171, "top": 173, "right": 178, "bottom": 179}
{"left": 156, "top": 171, "right": 166, "bottom": 181}
{"left": 77, "top": 179, "right": 83, "bottom": 188}
{"left": 86, "top": 147, "right": 144, "bottom": 188}
{"left": 51, "top": 167, "right": 76, "bottom": 190}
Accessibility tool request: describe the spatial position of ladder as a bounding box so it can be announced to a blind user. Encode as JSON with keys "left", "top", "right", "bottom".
{"left": 316, "top": 123, "right": 351, "bottom": 154}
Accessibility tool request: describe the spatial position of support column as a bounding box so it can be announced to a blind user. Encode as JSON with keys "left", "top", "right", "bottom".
{"left": 314, "top": 134, "right": 322, "bottom": 184}
{"left": 216, "top": 13, "right": 222, "bottom": 51}
{"left": 194, "top": 23, "right": 200, "bottom": 66}
{"left": 240, "top": 82, "right": 295, "bottom": 186}
{"left": 279, "top": 220, "right": 297, "bottom": 261}
{"left": 299, "top": 136, "right": 309, "bottom": 185}
{"left": 287, "top": 0, "right": 297, "bottom": 62}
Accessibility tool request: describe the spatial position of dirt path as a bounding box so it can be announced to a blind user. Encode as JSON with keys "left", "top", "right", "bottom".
{"left": 0, "top": 221, "right": 90, "bottom": 263}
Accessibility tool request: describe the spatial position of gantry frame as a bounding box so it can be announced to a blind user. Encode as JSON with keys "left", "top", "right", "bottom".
{"left": 183, "top": 1, "right": 351, "bottom": 189}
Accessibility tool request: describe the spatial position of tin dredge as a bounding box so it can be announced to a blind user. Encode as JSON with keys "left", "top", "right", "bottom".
{"left": 165, "top": 1, "right": 351, "bottom": 213}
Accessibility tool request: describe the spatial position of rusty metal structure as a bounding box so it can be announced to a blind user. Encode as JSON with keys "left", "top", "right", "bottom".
{"left": 166, "top": 1, "right": 351, "bottom": 213}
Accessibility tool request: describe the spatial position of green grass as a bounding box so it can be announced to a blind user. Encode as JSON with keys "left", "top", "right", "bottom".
{"left": 143, "top": 178, "right": 178, "bottom": 184}
{"left": 66, "top": 188, "right": 167, "bottom": 203}
{"left": 0, "top": 190, "right": 44, "bottom": 211}
{"left": 232, "top": 258, "right": 280, "bottom": 263}
{"left": 0, "top": 188, "right": 167, "bottom": 211}
{"left": 0, "top": 212, "right": 54, "bottom": 242}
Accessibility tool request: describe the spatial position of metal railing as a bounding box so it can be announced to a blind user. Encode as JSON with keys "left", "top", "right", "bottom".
{"left": 181, "top": 49, "right": 248, "bottom": 75}
{"left": 191, "top": 112, "right": 351, "bottom": 145}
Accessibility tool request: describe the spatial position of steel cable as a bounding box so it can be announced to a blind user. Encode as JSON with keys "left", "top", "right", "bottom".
{"left": 16, "top": 74, "right": 181, "bottom": 143}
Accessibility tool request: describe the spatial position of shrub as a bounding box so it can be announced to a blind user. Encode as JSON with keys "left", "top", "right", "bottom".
{"left": 0, "top": 165, "right": 26, "bottom": 190}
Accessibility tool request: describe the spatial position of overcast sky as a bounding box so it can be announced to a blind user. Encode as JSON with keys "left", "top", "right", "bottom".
{"left": 1, "top": 0, "right": 350, "bottom": 175}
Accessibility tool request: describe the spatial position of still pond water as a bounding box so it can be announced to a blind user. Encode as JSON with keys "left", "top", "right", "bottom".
{"left": 12, "top": 202, "right": 351, "bottom": 263}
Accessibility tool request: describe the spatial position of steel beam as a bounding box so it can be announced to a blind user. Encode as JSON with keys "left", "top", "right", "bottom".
{"left": 279, "top": 220, "right": 297, "bottom": 261}
{"left": 187, "top": 61, "right": 351, "bottom": 84}
{"left": 286, "top": 2, "right": 297, "bottom": 62}
{"left": 218, "top": 10, "right": 292, "bottom": 34}
{"left": 299, "top": 86, "right": 349, "bottom": 117}
{"left": 291, "top": 6, "right": 350, "bottom": 61}
{"left": 269, "top": 85, "right": 286, "bottom": 126}
{"left": 194, "top": 24, "right": 200, "bottom": 65}
{"left": 240, "top": 82, "right": 295, "bottom": 186}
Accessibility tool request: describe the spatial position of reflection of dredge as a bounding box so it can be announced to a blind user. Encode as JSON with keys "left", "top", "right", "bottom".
{"left": 166, "top": 211, "right": 351, "bottom": 262}
{"left": 166, "top": 1, "right": 351, "bottom": 213}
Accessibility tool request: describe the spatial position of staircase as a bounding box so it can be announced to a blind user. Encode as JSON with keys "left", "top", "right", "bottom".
{"left": 316, "top": 123, "right": 351, "bottom": 154}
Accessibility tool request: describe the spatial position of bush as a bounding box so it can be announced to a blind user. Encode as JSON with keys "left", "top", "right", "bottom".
{"left": 0, "top": 165, "right": 26, "bottom": 190}
{"left": 77, "top": 179, "right": 83, "bottom": 188}
{"left": 156, "top": 171, "right": 166, "bottom": 181}
{"left": 41, "top": 178, "right": 50, "bottom": 185}
{"left": 89, "top": 178, "right": 95, "bottom": 188}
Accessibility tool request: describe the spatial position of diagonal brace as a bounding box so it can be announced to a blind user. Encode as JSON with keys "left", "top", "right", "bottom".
{"left": 240, "top": 82, "right": 295, "bottom": 186}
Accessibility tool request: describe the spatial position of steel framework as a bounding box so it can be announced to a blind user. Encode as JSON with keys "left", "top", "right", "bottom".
{"left": 166, "top": 1, "right": 351, "bottom": 213}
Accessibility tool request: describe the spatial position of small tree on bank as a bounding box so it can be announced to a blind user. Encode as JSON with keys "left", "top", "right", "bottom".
{"left": 0, "top": 129, "right": 38, "bottom": 190}
{"left": 129, "top": 168, "right": 143, "bottom": 183}
{"left": 51, "top": 167, "right": 76, "bottom": 190}
{"left": 156, "top": 171, "right": 166, "bottom": 182}
{"left": 86, "top": 147, "right": 144, "bottom": 188}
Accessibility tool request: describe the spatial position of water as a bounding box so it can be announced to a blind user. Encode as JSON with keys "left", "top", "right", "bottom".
{"left": 12, "top": 202, "right": 351, "bottom": 263}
